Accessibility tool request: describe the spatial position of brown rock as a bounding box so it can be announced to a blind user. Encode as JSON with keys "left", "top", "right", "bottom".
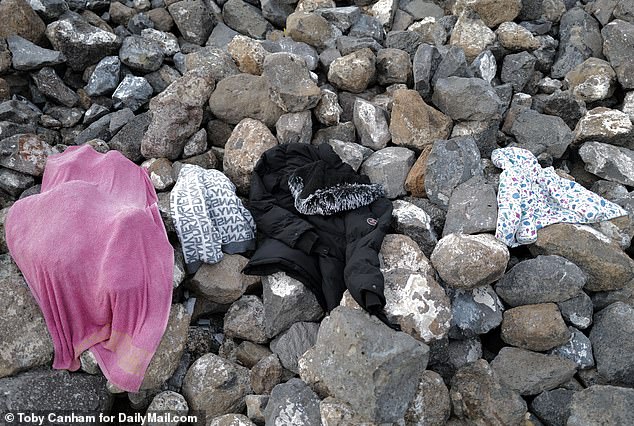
{"left": 0, "top": 0, "right": 46, "bottom": 43}
{"left": 405, "top": 145, "right": 432, "bottom": 197}
{"left": 565, "top": 58, "right": 617, "bottom": 102}
{"left": 327, "top": 48, "right": 376, "bottom": 94}
{"left": 453, "top": 0, "right": 522, "bottom": 28}
{"left": 405, "top": 370, "right": 451, "bottom": 425}
{"left": 236, "top": 342, "right": 272, "bottom": 368}
{"left": 0, "top": 40, "right": 11, "bottom": 74}
{"left": 390, "top": 89, "right": 452, "bottom": 151}
{"left": 501, "top": 303, "right": 571, "bottom": 352}
{"left": 109, "top": 1, "right": 136, "bottom": 26}
{"left": 286, "top": 12, "right": 338, "bottom": 50}
{"left": 0, "top": 134, "right": 55, "bottom": 177}
{"left": 146, "top": 8, "right": 174, "bottom": 32}
{"left": 250, "top": 354, "right": 283, "bottom": 395}
{"left": 449, "top": 11, "right": 496, "bottom": 62}
{"left": 190, "top": 254, "right": 259, "bottom": 304}
{"left": 227, "top": 35, "right": 267, "bottom": 75}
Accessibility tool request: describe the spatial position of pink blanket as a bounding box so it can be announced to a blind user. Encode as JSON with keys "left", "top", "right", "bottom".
{"left": 5, "top": 145, "right": 173, "bottom": 392}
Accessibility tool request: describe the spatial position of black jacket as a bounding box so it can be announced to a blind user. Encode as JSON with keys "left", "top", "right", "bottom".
{"left": 243, "top": 143, "right": 393, "bottom": 314}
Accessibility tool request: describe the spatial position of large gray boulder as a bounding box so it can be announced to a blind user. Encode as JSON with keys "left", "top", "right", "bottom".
{"left": 567, "top": 385, "right": 634, "bottom": 425}
{"left": 264, "top": 379, "right": 322, "bottom": 425}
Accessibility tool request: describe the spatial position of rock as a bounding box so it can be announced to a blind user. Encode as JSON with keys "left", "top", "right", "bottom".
{"left": 246, "top": 395, "right": 268, "bottom": 424}
{"left": 565, "top": 58, "right": 617, "bottom": 102}
{"left": 224, "top": 295, "right": 267, "bottom": 344}
{"left": 262, "top": 52, "right": 321, "bottom": 113}
{"left": 182, "top": 353, "right": 252, "bottom": 422}
{"left": 501, "top": 51, "right": 537, "bottom": 92}
{"left": 208, "top": 414, "right": 255, "bottom": 426}
{"left": 146, "top": 391, "right": 189, "bottom": 426}
{"left": 313, "top": 87, "right": 341, "bottom": 126}
{"left": 413, "top": 44, "right": 442, "bottom": 99}
{"left": 389, "top": 88, "right": 452, "bottom": 151}
{"left": 407, "top": 17, "right": 447, "bottom": 46}
{"left": 575, "top": 108, "right": 633, "bottom": 146}
{"left": 223, "top": 118, "right": 278, "bottom": 194}
{"left": 168, "top": 0, "right": 214, "bottom": 45}
{"left": 491, "top": 347, "right": 578, "bottom": 396}
{"left": 145, "top": 65, "right": 181, "bottom": 94}
{"left": 208, "top": 74, "right": 284, "bottom": 128}
{"left": 470, "top": 49, "right": 497, "bottom": 84}
{"left": 112, "top": 75, "right": 153, "bottom": 112}
{"left": 0, "top": 168, "right": 35, "bottom": 197}
{"left": 449, "top": 11, "right": 495, "bottom": 62}
{"left": 529, "top": 223, "right": 634, "bottom": 292}
{"left": 270, "top": 321, "right": 320, "bottom": 374}
{"left": 404, "top": 146, "right": 432, "bottom": 198}
{"left": 361, "top": 146, "right": 415, "bottom": 199}
{"left": 501, "top": 303, "right": 571, "bottom": 351}
{"left": 602, "top": 19, "right": 634, "bottom": 89}
{"left": 0, "top": 368, "right": 112, "bottom": 412}
{"left": 431, "top": 45, "right": 471, "bottom": 86}
{"left": 181, "top": 128, "right": 207, "bottom": 158}
{"left": 376, "top": 48, "right": 412, "bottom": 85}
{"left": 184, "top": 47, "right": 239, "bottom": 80}
{"left": 551, "top": 8, "right": 603, "bottom": 79}
{"left": 567, "top": 385, "right": 634, "bottom": 425}
{"left": 542, "top": 90, "right": 586, "bottom": 130}
{"left": 327, "top": 48, "right": 375, "bottom": 93}
{"left": 495, "top": 255, "right": 587, "bottom": 307}
{"left": 86, "top": 56, "right": 122, "bottom": 96}
{"left": 549, "top": 326, "right": 595, "bottom": 369}
{"left": 0, "top": 133, "right": 54, "bottom": 176}
{"left": 433, "top": 76, "right": 501, "bottom": 123}
{"left": 450, "top": 359, "right": 527, "bottom": 425}
{"left": 385, "top": 30, "right": 423, "bottom": 57}
{"left": 0, "top": 0, "right": 46, "bottom": 44}
{"left": 6, "top": 35, "right": 65, "bottom": 71}
{"left": 496, "top": 22, "right": 541, "bottom": 51}
{"left": 190, "top": 255, "right": 258, "bottom": 304}
{"left": 141, "top": 303, "right": 190, "bottom": 389}
{"left": 424, "top": 137, "right": 482, "bottom": 210}
{"left": 260, "top": 0, "right": 294, "bottom": 28}
{"left": 142, "top": 67, "right": 215, "bottom": 160}
{"left": 312, "top": 121, "right": 356, "bottom": 146}
{"left": 235, "top": 342, "right": 272, "bottom": 369}
{"left": 443, "top": 175, "right": 497, "bottom": 237}
{"left": 261, "top": 38, "right": 319, "bottom": 72}
{"left": 250, "top": 354, "right": 283, "bottom": 395}
{"left": 454, "top": 0, "right": 522, "bottom": 28}
{"left": 335, "top": 35, "right": 382, "bottom": 56}
{"left": 327, "top": 139, "right": 370, "bottom": 171}
{"left": 391, "top": 199, "right": 437, "bottom": 257}
{"left": 379, "top": 233, "right": 428, "bottom": 274}
{"left": 317, "top": 6, "right": 361, "bottom": 32}
{"left": 32, "top": 67, "right": 79, "bottom": 108}
{"left": 110, "top": 2, "right": 135, "bottom": 26}
{"left": 223, "top": 0, "right": 272, "bottom": 40}
{"left": 141, "top": 28, "right": 180, "bottom": 57}
{"left": 227, "top": 35, "right": 266, "bottom": 75}
{"left": 264, "top": 379, "right": 321, "bottom": 425}
{"left": 382, "top": 269, "right": 451, "bottom": 343}
{"left": 275, "top": 111, "right": 312, "bottom": 145}
{"left": 45, "top": 15, "right": 121, "bottom": 72}
{"left": 262, "top": 272, "right": 324, "bottom": 339}
{"left": 404, "top": 370, "right": 451, "bottom": 425}
{"left": 108, "top": 111, "right": 151, "bottom": 162}
{"left": 508, "top": 108, "right": 574, "bottom": 159}
{"left": 353, "top": 98, "right": 390, "bottom": 150}
{"left": 558, "top": 292, "right": 593, "bottom": 330}
{"left": 299, "top": 306, "right": 428, "bottom": 423}
{"left": 119, "top": 35, "right": 164, "bottom": 72}
{"left": 580, "top": 142, "right": 634, "bottom": 186}
{"left": 589, "top": 302, "right": 634, "bottom": 386}
{"left": 0, "top": 256, "right": 54, "bottom": 378}
{"left": 450, "top": 285, "right": 504, "bottom": 337}
{"left": 530, "top": 388, "right": 574, "bottom": 426}
{"left": 74, "top": 115, "right": 111, "bottom": 146}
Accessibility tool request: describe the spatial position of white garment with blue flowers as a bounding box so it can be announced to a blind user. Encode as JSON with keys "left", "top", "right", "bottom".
{"left": 492, "top": 147, "right": 627, "bottom": 247}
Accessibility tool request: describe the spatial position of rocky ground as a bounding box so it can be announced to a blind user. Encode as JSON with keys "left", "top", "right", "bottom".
{"left": 1, "top": 0, "right": 634, "bottom": 424}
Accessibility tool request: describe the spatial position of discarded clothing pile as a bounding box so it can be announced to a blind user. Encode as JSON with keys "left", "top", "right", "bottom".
{"left": 243, "top": 143, "right": 392, "bottom": 314}
{"left": 492, "top": 147, "right": 627, "bottom": 247}
{"left": 170, "top": 164, "right": 256, "bottom": 273}
{"left": 5, "top": 145, "right": 173, "bottom": 392}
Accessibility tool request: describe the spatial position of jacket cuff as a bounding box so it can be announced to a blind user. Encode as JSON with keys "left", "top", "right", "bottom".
{"left": 294, "top": 230, "right": 319, "bottom": 255}
{"left": 364, "top": 292, "right": 384, "bottom": 311}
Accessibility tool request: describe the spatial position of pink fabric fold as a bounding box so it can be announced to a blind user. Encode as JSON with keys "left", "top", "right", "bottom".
{"left": 5, "top": 145, "right": 173, "bottom": 392}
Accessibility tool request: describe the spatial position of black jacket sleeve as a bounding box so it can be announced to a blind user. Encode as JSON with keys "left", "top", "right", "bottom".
{"left": 343, "top": 197, "right": 393, "bottom": 311}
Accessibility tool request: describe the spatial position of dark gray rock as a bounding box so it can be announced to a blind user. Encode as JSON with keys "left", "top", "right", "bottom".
{"left": 400, "top": 0, "right": 444, "bottom": 20}
{"left": 404, "top": 370, "right": 451, "bottom": 426}
{"left": 206, "top": 22, "right": 240, "bottom": 50}
{"left": 567, "top": 385, "right": 634, "bottom": 426}
{"left": 260, "top": 0, "right": 294, "bottom": 28}
{"left": 262, "top": 52, "right": 321, "bottom": 113}
{"left": 262, "top": 272, "right": 323, "bottom": 339}
{"left": 45, "top": 15, "right": 121, "bottom": 71}
{"left": 413, "top": 44, "right": 441, "bottom": 100}
{"left": 83, "top": 104, "right": 109, "bottom": 126}
{"left": 128, "top": 13, "right": 155, "bottom": 35}
{"left": 264, "top": 379, "right": 321, "bottom": 425}
{"left": 336, "top": 36, "right": 382, "bottom": 56}
{"left": 0, "top": 133, "right": 54, "bottom": 176}
{"left": 530, "top": 388, "right": 574, "bottom": 426}
{"left": 448, "top": 337, "right": 483, "bottom": 371}
{"left": 549, "top": 326, "right": 595, "bottom": 370}
{"left": 552, "top": 7, "right": 603, "bottom": 79}
{"left": 432, "top": 76, "right": 502, "bottom": 122}
{"left": 542, "top": 90, "right": 586, "bottom": 130}
{"left": 443, "top": 175, "right": 497, "bottom": 237}
{"left": 32, "top": 67, "right": 79, "bottom": 107}
{"left": 431, "top": 45, "right": 471, "bottom": 86}
{"left": 385, "top": 30, "right": 423, "bottom": 57}
{"left": 375, "top": 48, "right": 412, "bottom": 86}
{"left": 74, "top": 115, "right": 111, "bottom": 145}
{"left": 589, "top": 302, "right": 634, "bottom": 386}
{"left": 6, "top": 34, "right": 65, "bottom": 70}
{"left": 299, "top": 306, "right": 428, "bottom": 423}
{"left": 141, "top": 28, "right": 180, "bottom": 57}
{"left": 509, "top": 108, "right": 574, "bottom": 159}
{"left": 261, "top": 37, "right": 319, "bottom": 71}
{"left": 26, "top": 0, "right": 69, "bottom": 20}
{"left": 112, "top": 75, "right": 153, "bottom": 112}
{"left": 501, "top": 51, "right": 537, "bottom": 92}
{"left": 312, "top": 121, "right": 356, "bottom": 146}
{"left": 270, "top": 322, "right": 319, "bottom": 374}
{"left": 491, "top": 347, "right": 578, "bottom": 396}
{"left": 145, "top": 65, "right": 182, "bottom": 94}
{"left": 317, "top": 6, "right": 361, "bottom": 32}
{"left": 250, "top": 354, "right": 283, "bottom": 395}
{"left": 327, "top": 139, "right": 371, "bottom": 171}
{"left": 0, "top": 168, "right": 35, "bottom": 197}
{"left": 558, "top": 292, "right": 593, "bottom": 330}
{"left": 449, "top": 285, "right": 504, "bottom": 338}
{"left": 224, "top": 295, "right": 267, "bottom": 344}
{"left": 275, "top": 111, "right": 312, "bottom": 145}
{"left": 223, "top": 0, "right": 272, "bottom": 40}
{"left": 349, "top": 14, "right": 384, "bottom": 42}
{"left": 361, "top": 146, "right": 415, "bottom": 199}
{"left": 404, "top": 196, "right": 446, "bottom": 235}
{"left": 495, "top": 255, "right": 587, "bottom": 307}
{"left": 119, "top": 35, "right": 164, "bottom": 72}
{"left": 0, "top": 100, "right": 40, "bottom": 125}
{"left": 168, "top": 0, "right": 214, "bottom": 45}
{"left": 391, "top": 199, "right": 437, "bottom": 257}
{"left": 425, "top": 136, "right": 482, "bottom": 210}
{"left": 108, "top": 111, "right": 150, "bottom": 161}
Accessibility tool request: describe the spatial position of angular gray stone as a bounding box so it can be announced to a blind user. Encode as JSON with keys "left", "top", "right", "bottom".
{"left": 602, "top": 19, "right": 634, "bottom": 89}
{"left": 413, "top": 44, "right": 441, "bottom": 99}
{"left": 549, "top": 326, "right": 595, "bottom": 370}
{"left": 32, "top": 67, "right": 79, "bottom": 107}
{"left": 6, "top": 34, "right": 65, "bottom": 71}
{"left": 0, "top": 168, "right": 35, "bottom": 197}
{"left": 327, "top": 48, "right": 375, "bottom": 94}
{"left": 589, "top": 302, "right": 634, "bottom": 386}
{"left": 141, "top": 28, "right": 180, "bottom": 57}
{"left": 501, "top": 51, "right": 537, "bottom": 92}
{"left": 313, "top": 87, "right": 341, "bottom": 126}
{"left": 270, "top": 321, "right": 320, "bottom": 374}
{"left": 391, "top": 199, "right": 437, "bottom": 257}
{"left": 312, "top": 121, "right": 356, "bottom": 146}
{"left": 145, "top": 65, "right": 182, "bottom": 94}
{"left": 574, "top": 107, "right": 633, "bottom": 146}
{"left": 262, "top": 52, "right": 321, "bottom": 113}
{"left": 146, "top": 391, "right": 189, "bottom": 426}
{"left": 299, "top": 306, "right": 428, "bottom": 423}
{"left": 224, "top": 295, "right": 267, "bottom": 344}
{"left": 567, "top": 385, "right": 634, "bottom": 426}
{"left": 491, "top": 347, "right": 578, "bottom": 396}
{"left": 208, "top": 74, "right": 284, "bottom": 128}
{"left": 262, "top": 272, "right": 324, "bottom": 339}
{"left": 327, "top": 139, "right": 371, "bottom": 172}
{"left": 119, "top": 35, "right": 164, "bottom": 73}
{"left": 264, "top": 379, "right": 321, "bottom": 425}
{"left": 376, "top": 48, "right": 412, "bottom": 85}
{"left": 74, "top": 115, "right": 111, "bottom": 146}
{"left": 190, "top": 254, "right": 258, "bottom": 304}
{"left": 509, "top": 108, "right": 574, "bottom": 159}
{"left": 0, "top": 133, "right": 54, "bottom": 176}
{"left": 552, "top": 8, "right": 603, "bottom": 79}
{"left": 443, "top": 175, "right": 497, "bottom": 237}
{"left": 542, "top": 89, "right": 587, "bottom": 131}
{"left": 424, "top": 136, "right": 482, "bottom": 210}
{"left": 404, "top": 370, "right": 450, "bottom": 425}
{"left": 223, "top": 0, "right": 272, "bottom": 40}
{"left": 275, "top": 111, "right": 312, "bottom": 145}
{"left": 353, "top": 98, "right": 390, "bottom": 150}
{"left": 261, "top": 37, "right": 320, "bottom": 71}
{"left": 168, "top": 0, "right": 214, "bottom": 45}
{"left": 261, "top": 0, "right": 294, "bottom": 28}
{"left": 112, "top": 75, "right": 153, "bottom": 112}
{"left": 108, "top": 111, "right": 151, "bottom": 162}
{"left": 580, "top": 142, "right": 634, "bottom": 186}
{"left": 184, "top": 47, "right": 239, "bottom": 80}
{"left": 495, "top": 255, "right": 587, "bottom": 307}
{"left": 182, "top": 353, "right": 252, "bottom": 422}
{"left": 317, "top": 6, "right": 361, "bottom": 32}
{"left": 558, "top": 292, "right": 593, "bottom": 330}
{"left": 530, "top": 388, "right": 574, "bottom": 426}
{"left": 336, "top": 35, "right": 382, "bottom": 56}
{"left": 385, "top": 30, "right": 423, "bottom": 57}
{"left": 349, "top": 14, "right": 383, "bottom": 41}
{"left": 431, "top": 45, "right": 471, "bottom": 86}
{"left": 361, "top": 146, "right": 415, "bottom": 199}
{"left": 450, "top": 285, "right": 504, "bottom": 338}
